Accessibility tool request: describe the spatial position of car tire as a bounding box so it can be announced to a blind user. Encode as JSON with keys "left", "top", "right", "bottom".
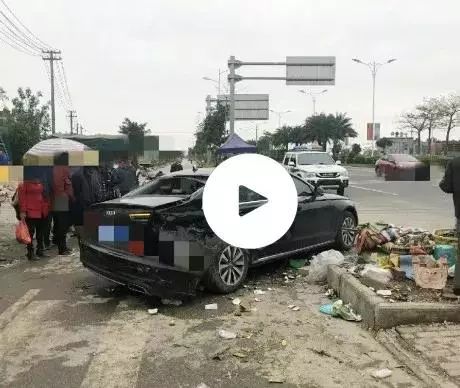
{"left": 335, "top": 211, "right": 357, "bottom": 251}
{"left": 375, "top": 167, "right": 382, "bottom": 177}
{"left": 337, "top": 187, "right": 345, "bottom": 196}
{"left": 204, "top": 245, "right": 249, "bottom": 294}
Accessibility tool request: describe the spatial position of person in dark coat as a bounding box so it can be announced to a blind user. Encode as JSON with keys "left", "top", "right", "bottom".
{"left": 52, "top": 153, "right": 74, "bottom": 255}
{"left": 111, "top": 160, "right": 138, "bottom": 196}
{"left": 170, "top": 160, "right": 183, "bottom": 173}
{"left": 71, "top": 166, "right": 104, "bottom": 240}
{"left": 439, "top": 156, "right": 460, "bottom": 294}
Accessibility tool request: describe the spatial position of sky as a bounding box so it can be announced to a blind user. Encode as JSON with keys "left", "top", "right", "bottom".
{"left": 1, "top": 0, "right": 460, "bottom": 151}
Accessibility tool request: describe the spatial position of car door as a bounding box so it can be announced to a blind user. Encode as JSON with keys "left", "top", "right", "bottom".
{"left": 289, "top": 176, "right": 340, "bottom": 249}
{"left": 386, "top": 155, "right": 397, "bottom": 175}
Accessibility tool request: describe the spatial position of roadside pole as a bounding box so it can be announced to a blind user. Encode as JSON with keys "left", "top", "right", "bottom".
{"left": 228, "top": 56, "right": 236, "bottom": 135}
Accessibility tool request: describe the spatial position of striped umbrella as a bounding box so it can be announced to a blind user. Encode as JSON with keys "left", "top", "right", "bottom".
{"left": 23, "top": 138, "right": 96, "bottom": 166}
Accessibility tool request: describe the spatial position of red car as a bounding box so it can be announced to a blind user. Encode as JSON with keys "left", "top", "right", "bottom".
{"left": 375, "top": 154, "right": 429, "bottom": 181}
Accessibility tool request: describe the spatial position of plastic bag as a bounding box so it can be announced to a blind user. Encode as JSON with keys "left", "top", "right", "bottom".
{"left": 15, "top": 220, "right": 31, "bottom": 245}
{"left": 307, "top": 249, "right": 345, "bottom": 283}
{"left": 319, "top": 300, "right": 362, "bottom": 322}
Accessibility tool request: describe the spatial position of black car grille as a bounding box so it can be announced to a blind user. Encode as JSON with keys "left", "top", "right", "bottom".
{"left": 317, "top": 179, "right": 341, "bottom": 186}
{"left": 317, "top": 172, "right": 339, "bottom": 178}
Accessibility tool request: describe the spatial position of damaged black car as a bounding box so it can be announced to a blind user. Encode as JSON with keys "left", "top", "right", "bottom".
{"left": 79, "top": 169, "right": 358, "bottom": 298}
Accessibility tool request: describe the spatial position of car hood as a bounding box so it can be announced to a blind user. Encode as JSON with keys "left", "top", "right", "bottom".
{"left": 296, "top": 164, "right": 346, "bottom": 174}
{"left": 320, "top": 193, "right": 348, "bottom": 201}
{"left": 99, "top": 195, "right": 186, "bottom": 209}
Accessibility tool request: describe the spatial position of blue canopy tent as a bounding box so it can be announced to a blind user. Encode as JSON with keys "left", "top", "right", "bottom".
{"left": 217, "top": 133, "right": 256, "bottom": 155}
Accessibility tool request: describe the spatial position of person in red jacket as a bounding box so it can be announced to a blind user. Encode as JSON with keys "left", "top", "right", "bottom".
{"left": 18, "top": 177, "right": 49, "bottom": 260}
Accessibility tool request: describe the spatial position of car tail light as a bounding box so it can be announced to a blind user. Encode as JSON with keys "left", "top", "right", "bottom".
{"left": 128, "top": 212, "right": 151, "bottom": 222}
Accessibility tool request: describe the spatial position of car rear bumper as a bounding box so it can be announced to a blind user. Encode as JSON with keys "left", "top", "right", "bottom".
{"left": 80, "top": 243, "right": 201, "bottom": 298}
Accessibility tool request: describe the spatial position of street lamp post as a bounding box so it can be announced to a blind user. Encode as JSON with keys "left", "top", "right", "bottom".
{"left": 298, "top": 89, "right": 328, "bottom": 115}
{"left": 352, "top": 58, "right": 396, "bottom": 154}
{"left": 270, "top": 109, "right": 292, "bottom": 128}
{"left": 202, "top": 69, "right": 228, "bottom": 96}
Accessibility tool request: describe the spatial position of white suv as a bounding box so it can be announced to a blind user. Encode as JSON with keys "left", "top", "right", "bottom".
{"left": 282, "top": 151, "right": 349, "bottom": 195}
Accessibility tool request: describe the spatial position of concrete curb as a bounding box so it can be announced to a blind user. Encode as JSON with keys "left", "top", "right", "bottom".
{"left": 327, "top": 265, "right": 460, "bottom": 329}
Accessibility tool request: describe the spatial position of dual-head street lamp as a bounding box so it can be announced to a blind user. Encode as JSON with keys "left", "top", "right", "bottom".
{"left": 270, "top": 109, "right": 292, "bottom": 128}
{"left": 352, "top": 58, "right": 397, "bottom": 154}
{"left": 298, "top": 89, "right": 328, "bottom": 115}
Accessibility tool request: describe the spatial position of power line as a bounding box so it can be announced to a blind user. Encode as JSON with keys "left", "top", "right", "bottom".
{"left": 59, "top": 61, "right": 73, "bottom": 108}
{"left": 0, "top": 30, "right": 39, "bottom": 56}
{"left": 55, "top": 60, "right": 71, "bottom": 109}
{"left": 0, "top": 11, "right": 42, "bottom": 52}
{"left": 0, "top": 0, "right": 52, "bottom": 50}
{"left": 43, "top": 61, "right": 66, "bottom": 110}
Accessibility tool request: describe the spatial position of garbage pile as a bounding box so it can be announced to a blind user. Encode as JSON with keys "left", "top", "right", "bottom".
{"left": 0, "top": 184, "right": 15, "bottom": 206}
{"left": 351, "top": 223, "right": 457, "bottom": 292}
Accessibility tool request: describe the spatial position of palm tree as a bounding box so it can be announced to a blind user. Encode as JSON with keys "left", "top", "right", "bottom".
{"left": 305, "top": 113, "right": 357, "bottom": 151}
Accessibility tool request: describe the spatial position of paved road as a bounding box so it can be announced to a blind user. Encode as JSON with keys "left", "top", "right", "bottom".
{"left": 0, "top": 252, "right": 421, "bottom": 388}
{"left": 344, "top": 165, "right": 453, "bottom": 231}
{"left": 0, "top": 164, "right": 456, "bottom": 388}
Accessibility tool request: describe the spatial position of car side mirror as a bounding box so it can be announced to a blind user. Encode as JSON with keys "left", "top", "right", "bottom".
{"left": 288, "top": 161, "right": 295, "bottom": 167}
{"left": 336, "top": 160, "right": 342, "bottom": 165}
{"left": 312, "top": 185, "right": 324, "bottom": 197}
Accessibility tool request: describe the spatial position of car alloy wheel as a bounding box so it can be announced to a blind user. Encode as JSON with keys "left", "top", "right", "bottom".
{"left": 218, "top": 246, "right": 245, "bottom": 286}
{"left": 341, "top": 215, "right": 356, "bottom": 248}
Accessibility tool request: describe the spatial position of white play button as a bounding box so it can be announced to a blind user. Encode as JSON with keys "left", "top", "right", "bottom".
{"left": 202, "top": 154, "right": 298, "bottom": 249}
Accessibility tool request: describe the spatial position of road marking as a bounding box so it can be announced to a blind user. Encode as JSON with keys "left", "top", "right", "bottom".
{"left": 349, "top": 185, "right": 399, "bottom": 196}
{"left": 80, "top": 308, "right": 152, "bottom": 388}
{"left": 0, "top": 289, "right": 41, "bottom": 331}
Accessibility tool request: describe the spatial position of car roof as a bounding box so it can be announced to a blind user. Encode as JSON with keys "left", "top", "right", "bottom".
{"left": 287, "top": 151, "right": 328, "bottom": 155}
{"left": 167, "top": 168, "right": 214, "bottom": 177}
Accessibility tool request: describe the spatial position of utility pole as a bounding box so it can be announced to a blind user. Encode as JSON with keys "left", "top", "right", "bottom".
{"left": 42, "top": 50, "right": 62, "bottom": 134}
{"left": 67, "top": 110, "right": 77, "bottom": 135}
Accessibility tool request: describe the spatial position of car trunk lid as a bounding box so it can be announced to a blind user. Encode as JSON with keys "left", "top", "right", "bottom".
{"left": 82, "top": 195, "right": 185, "bottom": 257}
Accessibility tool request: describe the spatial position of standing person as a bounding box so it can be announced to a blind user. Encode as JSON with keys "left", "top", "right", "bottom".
{"left": 18, "top": 167, "right": 50, "bottom": 260}
{"left": 41, "top": 166, "right": 54, "bottom": 250}
{"left": 71, "top": 166, "right": 104, "bottom": 239}
{"left": 170, "top": 159, "right": 183, "bottom": 173}
{"left": 111, "top": 160, "right": 138, "bottom": 196}
{"left": 439, "top": 157, "right": 460, "bottom": 295}
{"left": 52, "top": 153, "right": 74, "bottom": 255}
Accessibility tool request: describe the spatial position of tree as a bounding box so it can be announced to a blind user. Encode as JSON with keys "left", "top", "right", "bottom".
{"left": 351, "top": 143, "right": 362, "bottom": 155}
{"left": 376, "top": 137, "right": 393, "bottom": 152}
{"left": 5, "top": 88, "right": 50, "bottom": 164}
{"left": 399, "top": 110, "right": 427, "bottom": 155}
{"left": 304, "top": 113, "right": 357, "bottom": 151}
{"left": 255, "top": 131, "right": 273, "bottom": 155}
{"left": 0, "top": 87, "right": 7, "bottom": 109}
{"left": 271, "top": 125, "right": 294, "bottom": 150}
{"left": 119, "top": 118, "right": 150, "bottom": 135}
{"left": 118, "top": 118, "right": 151, "bottom": 164}
{"left": 437, "top": 94, "right": 460, "bottom": 154}
{"left": 191, "top": 103, "right": 227, "bottom": 161}
{"left": 416, "top": 98, "right": 442, "bottom": 155}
